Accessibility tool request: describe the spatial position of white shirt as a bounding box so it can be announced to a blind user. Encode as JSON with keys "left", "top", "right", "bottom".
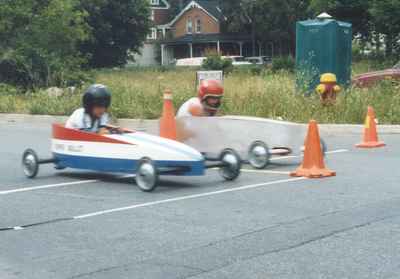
{"left": 65, "top": 108, "right": 109, "bottom": 132}
{"left": 177, "top": 97, "right": 206, "bottom": 117}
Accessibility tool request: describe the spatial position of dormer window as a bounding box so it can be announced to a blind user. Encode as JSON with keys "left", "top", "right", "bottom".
{"left": 186, "top": 17, "right": 193, "bottom": 34}
{"left": 150, "top": 0, "right": 159, "bottom": 5}
{"left": 196, "top": 18, "right": 202, "bottom": 33}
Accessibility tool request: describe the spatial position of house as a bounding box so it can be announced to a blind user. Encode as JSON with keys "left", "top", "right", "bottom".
{"left": 133, "top": 0, "right": 257, "bottom": 66}
{"left": 132, "top": 0, "right": 171, "bottom": 66}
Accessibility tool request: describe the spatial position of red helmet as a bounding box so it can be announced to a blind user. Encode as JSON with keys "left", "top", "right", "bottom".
{"left": 198, "top": 80, "right": 223, "bottom": 112}
{"left": 198, "top": 80, "right": 224, "bottom": 100}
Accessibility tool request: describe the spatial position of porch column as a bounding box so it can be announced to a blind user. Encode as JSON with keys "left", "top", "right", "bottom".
{"left": 162, "top": 28, "right": 166, "bottom": 38}
{"left": 217, "top": 41, "right": 221, "bottom": 54}
{"left": 189, "top": 43, "right": 193, "bottom": 58}
{"left": 161, "top": 44, "right": 165, "bottom": 65}
{"left": 238, "top": 42, "right": 243, "bottom": 56}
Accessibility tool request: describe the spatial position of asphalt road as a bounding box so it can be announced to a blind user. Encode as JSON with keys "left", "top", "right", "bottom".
{"left": 1, "top": 120, "right": 399, "bottom": 279}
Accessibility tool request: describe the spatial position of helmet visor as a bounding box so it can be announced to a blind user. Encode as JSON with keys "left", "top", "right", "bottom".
{"left": 204, "top": 96, "right": 222, "bottom": 110}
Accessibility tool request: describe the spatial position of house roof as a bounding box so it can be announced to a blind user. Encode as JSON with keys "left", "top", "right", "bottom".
{"left": 196, "top": 1, "right": 224, "bottom": 21}
{"left": 165, "top": 0, "right": 225, "bottom": 27}
{"left": 150, "top": 0, "right": 170, "bottom": 9}
{"left": 162, "top": 33, "right": 252, "bottom": 45}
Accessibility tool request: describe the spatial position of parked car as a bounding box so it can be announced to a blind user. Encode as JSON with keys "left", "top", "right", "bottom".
{"left": 223, "top": 56, "right": 252, "bottom": 66}
{"left": 245, "top": 56, "right": 272, "bottom": 65}
{"left": 176, "top": 57, "right": 206, "bottom": 67}
{"left": 353, "top": 62, "right": 400, "bottom": 88}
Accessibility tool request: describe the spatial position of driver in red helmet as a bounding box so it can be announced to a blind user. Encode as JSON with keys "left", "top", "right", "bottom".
{"left": 177, "top": 80, "right": 223, "bottom": 117}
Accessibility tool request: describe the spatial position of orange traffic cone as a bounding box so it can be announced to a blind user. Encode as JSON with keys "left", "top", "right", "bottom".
{"left": 356, "top": 106, "right": 385, "bottom": 148}
{"left": 159, "top": 89, "right": 177, "bottom": 141}
{"left": 290, "top": 120, "right": 336, "bottom": 178}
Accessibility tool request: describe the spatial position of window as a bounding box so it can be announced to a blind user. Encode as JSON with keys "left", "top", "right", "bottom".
{"left": 147, "top": 28, "right": 157, "bottom": 40}
{"left": 150, "top": 0, "right": 159, "bottom": 5}
{"left": 196, "top": 18, "right": 202, "bottom": 33}
{"left": 150, "top": 10, "right": 155, "bottom": 21}
{"left": 186, "top": 17, "right": 193, "bottom": 34}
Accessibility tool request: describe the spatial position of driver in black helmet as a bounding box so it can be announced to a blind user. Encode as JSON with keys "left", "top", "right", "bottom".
{"left": 66, "top": 84, "right": 118, "bottom": 134}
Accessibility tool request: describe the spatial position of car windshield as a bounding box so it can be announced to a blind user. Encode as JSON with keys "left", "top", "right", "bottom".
{"left": 247, "top": 58, "right": 259, "bottom": 63}
{"left": 233, "top": 57, "right": 245, "bottom": 62}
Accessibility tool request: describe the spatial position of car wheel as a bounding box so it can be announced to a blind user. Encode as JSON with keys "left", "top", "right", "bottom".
{"left": 219, "top": 149, "right": 241, "bottom": 181}
{"left": 135, "top": 158, "right": 158, "bottom": 192}
{"left": 22, "top": 149, "right": 39, "bottom": 178}
{"left": 301, "top": 139, "right": 327, "bottom": 157}
{"left": 248, "top": 141, "right": 271, "bottom": 169}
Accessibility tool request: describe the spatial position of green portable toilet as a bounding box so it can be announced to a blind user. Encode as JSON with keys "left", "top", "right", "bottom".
{"left": 296, "top": 13, "right": 352, "bottom": 92}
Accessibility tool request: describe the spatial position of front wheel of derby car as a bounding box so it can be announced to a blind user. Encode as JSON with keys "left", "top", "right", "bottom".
{"left": 248, "top": 140, "right": 271, "bottom": 169}
{"left": 22, "top": 149, "right": 39, "bottom": 178}
{"left": 219, "top": 148, "right": 242, "bottom": 181}
{"left": 135, "top": 158, "right": 159, "bottom": 192}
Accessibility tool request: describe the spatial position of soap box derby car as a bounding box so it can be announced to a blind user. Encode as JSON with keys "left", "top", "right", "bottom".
{"left": 176, "top": 116, "right": 327, "bottom": 169}
{"left": 22, "top": 124, "right": 242, "bottom": 192}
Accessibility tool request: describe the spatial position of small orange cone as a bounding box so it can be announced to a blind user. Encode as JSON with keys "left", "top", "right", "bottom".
{"left": 356, "top": 106, "right": 385, "bottom": 148}
{"left": 159, "top": 89, "right": 177, "bottom": 141}
{"left": 290, "top": 120, "right": 336, "bottom": 178}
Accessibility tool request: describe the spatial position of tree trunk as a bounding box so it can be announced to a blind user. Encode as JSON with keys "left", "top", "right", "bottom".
{"left": 385, "top": 34, "right": 393, "bottom": 57}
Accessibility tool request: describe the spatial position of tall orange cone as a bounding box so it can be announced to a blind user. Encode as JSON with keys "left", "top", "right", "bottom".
{"left": 356, "top": 106, "right": 385, "bottom": 148}
{"left": 290, "top": 120, "right": 336, "bottom": 178}
{"left": 159, "top": 89, "right": 177, "bottom": 141}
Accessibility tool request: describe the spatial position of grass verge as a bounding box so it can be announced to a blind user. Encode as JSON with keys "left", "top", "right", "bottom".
{"left": 0, "top": 60, "right": 399, "bottom": 124}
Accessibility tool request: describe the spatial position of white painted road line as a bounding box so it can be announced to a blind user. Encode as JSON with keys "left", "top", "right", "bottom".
{"left": 74, "top": 177, "right": 306, "bottom": 219}
{"left": 271, "top": 149, "right": 349, "bottom": 161}
{"left": 0, "top": 174, "right": 135, "bottom": 195}
{"left": 241, "top": 169, "right": 291, "bottom": 175}
{"left": 0, "top": 180, "right": 98, "bottom": 195}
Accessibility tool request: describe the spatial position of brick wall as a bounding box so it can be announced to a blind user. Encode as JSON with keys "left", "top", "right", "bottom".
{"left": 153, "top": 9, "right": 170, "bottom": 25}
{"left": 172, "top": 7, "right": 220, "bottom": 38}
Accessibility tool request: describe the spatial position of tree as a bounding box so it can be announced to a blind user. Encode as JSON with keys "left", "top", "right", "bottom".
{"left": 309, "top": 0, "right": 372, "bottom": 40}
{"left": 369, "top": 0, "right": 400, "bottom": 57}
{"left": 220, "top": 0, "right": 310, "bottom": 56}
{"left": 79, "top": 0, "right": 152, "bottom": 68}
{"left": 0, "top": 0, "right": 89, "bottom": 88}
{"left": 254, "top": 0, "right": 311, "bottom": 55}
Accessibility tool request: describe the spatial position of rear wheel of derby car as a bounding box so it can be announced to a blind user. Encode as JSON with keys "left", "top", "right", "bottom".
{"left": 248, "top": 141, "right": 271, "bottom": 169}
{"left": 301, "top": 139, "right": 328, "bottom": 157}
{"left": 135, "top": 158, "right": 159, "bottom": 192}
{"left": 22, "top": 149, "right": 39, "bottom": 178}
{"left": 219, "top": 149, "right": 242, "bottom": 181}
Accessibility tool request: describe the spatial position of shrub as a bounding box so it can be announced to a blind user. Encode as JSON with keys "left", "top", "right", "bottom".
{"left": 0, "top": 83, "right": 22, "bottom": 95}
{"left": 272, "top": 56, "right": 295, "bottom": 73}
{"left": 0, "top": 0, "right": 89, "bottom": 89}
{"left": 202, "top": 54, "right": 233, "bottom": 75}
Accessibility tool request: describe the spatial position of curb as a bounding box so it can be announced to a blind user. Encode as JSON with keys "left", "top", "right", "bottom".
{"left": 1, "top": 113, "right": 400, "bottom": 135}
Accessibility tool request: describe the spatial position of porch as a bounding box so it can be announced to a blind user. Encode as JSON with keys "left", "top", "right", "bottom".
{"left": 161, "top": 33, "right": 258, "bottom": 65}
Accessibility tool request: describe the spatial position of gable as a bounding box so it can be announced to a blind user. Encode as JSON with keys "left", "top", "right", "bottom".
{"left": 167, "top": 0, "right": 223, "bottom": 27}
{"left": 149, "top": 0, "right": 170, "bottom": 9}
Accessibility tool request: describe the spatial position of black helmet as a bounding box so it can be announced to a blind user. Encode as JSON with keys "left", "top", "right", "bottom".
{"left": 82, "top": 84, "right": 111, "bottom": 113}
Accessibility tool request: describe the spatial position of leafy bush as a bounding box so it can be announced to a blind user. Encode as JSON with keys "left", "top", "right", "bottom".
{"left": 0, "top": 83, "right": 23, "bottom": 95}
{"left": 202, "top": 54, "right": 233, "bottom": 75}
{"left": 0, "top": 0, "right": 89, "bottom": 89}
{"left": 272, "top": 56, "right": 295, "bottom": 73}
{"left": 249, "top": 65, "right": 263, "bottom": 76}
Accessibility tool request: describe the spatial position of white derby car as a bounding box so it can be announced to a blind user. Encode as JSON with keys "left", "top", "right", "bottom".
{"left": 22, "top": 124, "right": 242, "bottom": 192}
{"left": 176, "top": 116, "right": 327, "bottom": 169}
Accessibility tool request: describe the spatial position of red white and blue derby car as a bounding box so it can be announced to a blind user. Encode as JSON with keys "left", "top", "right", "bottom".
{"left": 22, "top": 124, "right": 242, "bottom": 192}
